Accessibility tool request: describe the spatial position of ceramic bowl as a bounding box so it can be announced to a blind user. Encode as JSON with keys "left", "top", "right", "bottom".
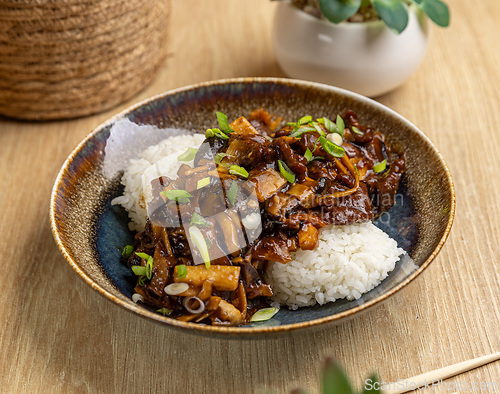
{"left": 272, "top": 2, "right": 429, "bottom": 97}
{"left": 50, "top": 78, "right": 454, "bottom": 338}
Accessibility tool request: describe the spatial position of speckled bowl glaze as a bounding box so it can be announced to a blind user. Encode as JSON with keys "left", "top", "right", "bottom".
{"left": 50, "top": 78, "right": 455, "bottom": 338}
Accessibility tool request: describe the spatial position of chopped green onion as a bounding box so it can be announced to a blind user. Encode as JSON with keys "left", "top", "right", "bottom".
{"left": 197, "top": 177, "right": 211, "bottom": 189}
{"left": 298, "top": 115, "right": 312, "bottom": 125}
{"left": 138, "top": 275, "right": 147, "bottom": 286}
{"left": 335, "top": 115, "right": 345, "bottom": 137}
{"left": 131, "top": 265, "right": 147, "bottom": 276}
{"left": 205, "top": 128, "right": 229, "bottom": 140}
{"left": 278, "top": 160, "right": 296, "bottom": 183}
{"left": 188, "top": 226, "right": 211, "bottom": 269}
{"left": 286, "top": 122, "right": 296, "bottom": 127}
{"left": 214, "top": 152, "right": 229, "bottom": 164}
{"left": 304, "top": 148, "right": 313, "bottom": 163}
{"left": 319, "top": 136, "right": 345, "bottom": 158}
{"left": 250, "top": 307, "right": 279, "bottom": 322}
{"left": 190, "top": 212, "right": 211, "bottom": 227}
{"left": 216, "top": 111, "right": 234, "bottom": 134}
{"left": 176, "top": 264, "right": 188, "bottom": 279}
{"left": 177, "top": 147, "right": 198, "bottom": 162}
{"left": 289, "top": 125, "right": 316, "bottom": 138}
{"left": 373, "top": 159, "right": 387, "bottom": 173}
{"left": 205, "top": 128, "right": 216, "bottom": 138}
{"left": 327, "top": 132, "right": 343, "bottom": 147}
{"left": 156, "top": 308, "right": 172, "bottom": 316}
{"left": 145, "top": 256, "right": 154, "bottom": 280}
{"left": 122, "top": 245, "right": 134, "bottom": 259}
{"left": 229, "top": 165, "right": 249, "bottom": 179}
{"left": 227, "top": 181, "right": 239, "bottom": 205}
{"left": 135, "top": 252, "right": 151, "bottom": 260}
{"left": 312, "top": 122, "right": 326, "bottom": 136}
{"left": 352, "top": 126, "right": 363, "bottom": 135}
{"left": 161, "top": 189, "right": 193, "bottom": 204}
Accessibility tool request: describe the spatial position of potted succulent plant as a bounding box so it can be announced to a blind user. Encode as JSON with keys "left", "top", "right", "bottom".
{"left": 272, "top": 0, "right": 450, "bottom": 96}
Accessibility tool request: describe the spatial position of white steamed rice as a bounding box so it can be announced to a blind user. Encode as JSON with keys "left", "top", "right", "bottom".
{"left": 113, "top": 135, "right": 404, "bottom": 309}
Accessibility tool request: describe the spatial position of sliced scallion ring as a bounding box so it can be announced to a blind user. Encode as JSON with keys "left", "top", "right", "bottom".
{"left": 131, "top": 265, "right": 147, "bottom": 276}
{"left": 304, "top": 148, "right": 313, "bottom": 162}
{"left": 145, "top": 256, "right": 154, "bottom": 280}
{"left": 229, "top": 165, "right": 249, "bottom": 179}
{"left": 227, "top": 181, "right": 239, "bottom": 205}
{"left": 161, "top": 189, "right": 193, "bottom": 204}
{"left": 319, "top": 136, "right": 345, "bottom": 158}
{"left": 250, "top": 307, "right": 279, "bottom": 322}
{"left": 135, "top": 252, "right": 151, "bottom": 260}
{"left": 278, "top": 160, "right": 296, "bottom": 183}
{"left": 176, "top": 264, "right": 188, "bottom": 279}
{"left": 373, "top": 159, "right": 387, "bottom": 173}
{"left": 335, "top": 114, "right": 345, "bottom": 137}
{"left": 216, "top": 111, "right": 234, "bottom": 134}
{"left": 197, "top": 177, "right": 211, "bottom": 189}
{"left": 190, "top": 212, "right": 211, "bottom": 227}
{"left": 177, "top": 147, "right": 198, "bottom": 162}
{"left": 214, "top": 152, "right": 229, "bottom": 164}
{"left": 183, "top": 296, "right": 205, "bottom": 314}
{"left": 164, "top": 282, "right": 189, "bottom": 296}
{"left": 188, "top": 225, "right": 211, "bottom": 269}
{"left": 352, "top": 126, "right": 363, "bottom": 135}
{"left": 122, "top": 245, "right": 134, "bottom": 258}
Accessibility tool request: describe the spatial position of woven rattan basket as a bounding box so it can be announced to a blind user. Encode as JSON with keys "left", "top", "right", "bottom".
{"left": 0, "top": 0, "right": 170, "bottom": 120}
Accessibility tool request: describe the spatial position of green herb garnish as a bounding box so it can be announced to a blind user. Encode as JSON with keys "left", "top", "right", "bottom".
{"left": 216, "top": 111, "right": 234, "bottom": 134}
{"left": 135, "top": 252, "right": 151, "bottom": 260}
{"left": 278, "top": 160, "right": 296, "bottom": 183}
{"left": 122, "top": 245, "right": 134, "bottom": 259}
{"left": 373, "top": 160, "right": 387, "bottom": 173}
{"left": 188, "top": 226, "right": 211, "bottom": 269}
{"left": 197, "top": 177, "right": 211, "bottom": 189}
{"left": 319, "top": 136, "right": 345, "bottom": 158}
{"left": 138, "top": 275, "right": 147, "bottom": 286}
{"left": 131, "top": 265, "right": 147, "bottom": 276}
{"left": 145, "top": 256, "right": 154, "bottom": 280}
{"left": 289, "top": 125, "right": 317, "bottom": 138}
{"left": 177, "top": 147, "right": 197, "bottom": 162}
{"left": 318, "top": 115, "right": 344, "bottom": 137}
{"left": 190, "top": 212, "right": 211, "bottom": 227}
{"left": 352, "top": 126, "right": 363, "bottom": 135}
{"left": 205, "top": 128, "right": 229, "bottom": 140}
{"left": 313, "top": 122, "right": 326, "bottom": 136}
{"left": 156, "top": 308, "right": 172, "bottom": 316}
{"left": 229, "top": 165, "right": 249, "bottom": 179}
{"left": 227, "top": 181, "right": 239, "bottom": 205}
{"left": 161, "top": 189, "right": 193, "bottom": 204}
{"left": 304, "top": 148, "right": 313, "bottom": 162}
{"left": 214, "top": 152, "right": 229, "bottom": 164}
{"left": 250, "top": 307, "right": 279, "bottom": 322}
{"left": 176, "top": 264, "right": 188, "bottom": 279}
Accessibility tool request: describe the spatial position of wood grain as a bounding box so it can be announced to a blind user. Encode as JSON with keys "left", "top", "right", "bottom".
{"left": 0, "top": 0, "right": 498, "bottom": 393}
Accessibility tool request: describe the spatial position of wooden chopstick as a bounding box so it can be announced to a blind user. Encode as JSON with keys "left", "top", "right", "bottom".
{"left": 385, "top": 352, "right": 500, "bottom": 394}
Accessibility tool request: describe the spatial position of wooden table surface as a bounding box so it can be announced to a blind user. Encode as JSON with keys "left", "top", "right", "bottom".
{"left": 1, "top": 1, "right": 499, "bottom": 392}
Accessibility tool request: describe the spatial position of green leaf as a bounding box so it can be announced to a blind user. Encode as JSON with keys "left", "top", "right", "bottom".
{"left": 216, "top": 111, "right": 234, "bottom": 134}
{"left": 313, "top": 122, "right": 326, "bottom": 136}
{"left": 135, "top": 252, "right": 151, "bottom": 260}
{"left": 227, "top": 181, "right": 239, "bottom": 205}
{"left": 188, "top": 226, "right": 211, "bottom": 269}
{"left": 161, "top": 189, "right": 193, "bottom": 204}
{"left": 176, "top": 265, "right": 187, "bottom": 279}
{"left": 190, "top": 212, "right": 211, "bottom": 227}
{"left": 321, "top": 359, "right": 354, "bottom": 394}
{"left": 298, "top": 115, "right": 312, "bottom": 125}
{"left": 145, "top": 256, "right": 154, "bottom": 280}
{"left": 373, "top": 159, "right": 387, "bottom": 173}
{"left": 250, "top": 307, "right": 279, "bottom": 322}
{"left": 197, "top": 177, "right": 211, "bottom": 189}
{"left": 335, "top": 115, "right": 345, "bottom": 137}
{"left": 304, "top": 148, "right": 313, "bottom": 162}
{"left": 122, "top": 245, "right": 134, "bottom": 259}
{"left": 177, "top": 147, "right": 198, "bottom": 162}
{"left": 372, "top": 0, "right": 409, "bottom": 34}
{"left": 420, "top": 0, "right": 450, "bottom": 27}
{"left": 289, "top": 126, "right": 317, "bottom": 138}
{"left": 278, "top": 160, "right": 296, "bottom": 183}
{"left": 229, "top": 165, "right": 249, "bottom": 179}
{"left": 351, "top": 126, "right": 363, "bottom": 135}
{"left": 319, "top": 0, "right": 362, "bottom": 24}
{"left": 131, "top": 265, "right": 147, "bottom": 276}
{"left": 362, "top": 373, "right": 382, "bottom": 393}
{"left": 319, "top": 136, "right": 346, "bottom": 158}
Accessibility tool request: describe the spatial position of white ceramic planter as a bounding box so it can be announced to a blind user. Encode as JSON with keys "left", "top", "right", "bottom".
{"left": 272, "top": 2, "right": 429, "bottom": 97}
